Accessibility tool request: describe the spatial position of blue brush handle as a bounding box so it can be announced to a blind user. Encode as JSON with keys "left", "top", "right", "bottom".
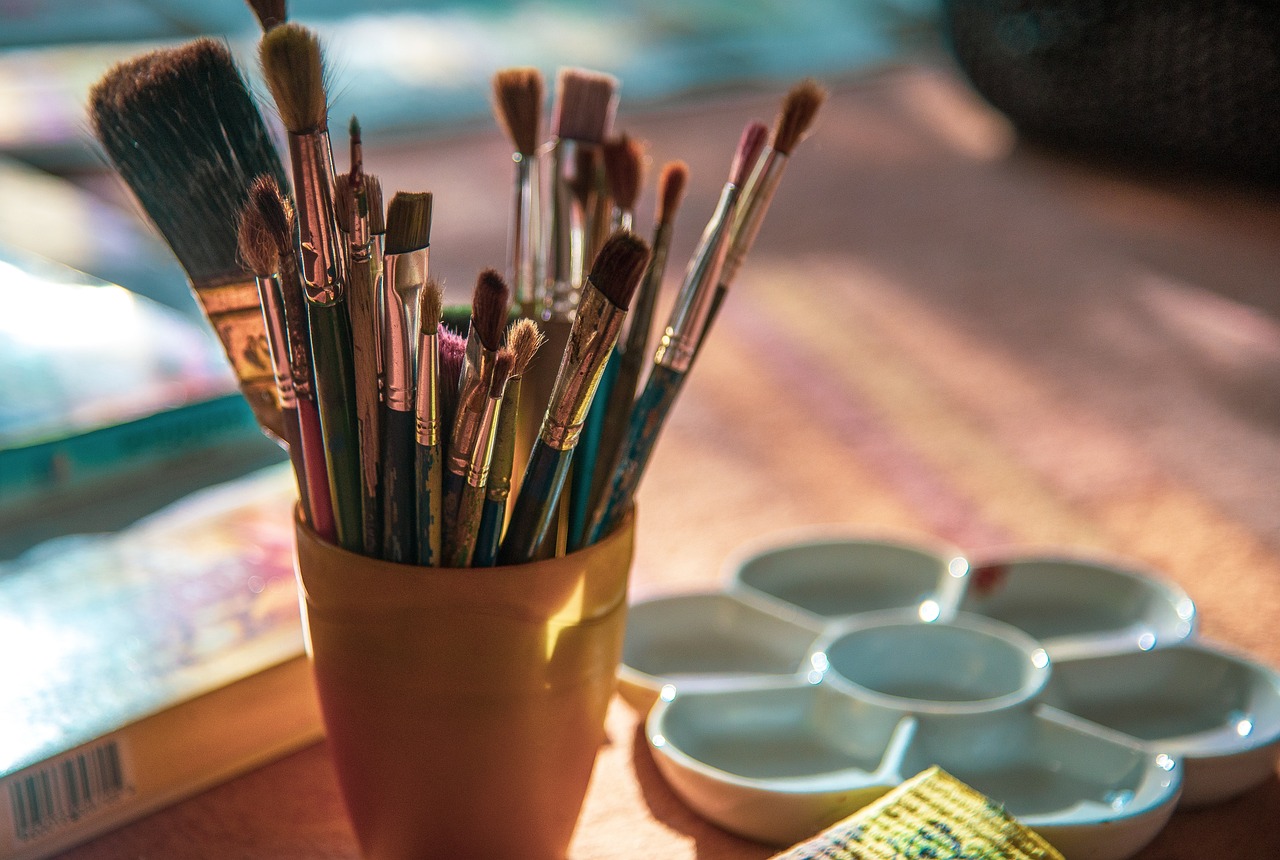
{"left": 590, "top": 364, "right": 685, "bottom": 544}
{"left": 497, "top": 439, "right": 573, "bottom": 565}
{"left": 472, "top": 497, "right": 504, "bottom": 567}
{"left": 566, "top": 353, "right": 618, "bottom": 551}
{"left": 380, "top": 407, "right": 417, "bottom": 564}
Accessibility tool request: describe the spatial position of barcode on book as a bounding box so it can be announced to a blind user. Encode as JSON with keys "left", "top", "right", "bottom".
{"left": 3, "top": 738, "right": 131, "bottom": 845}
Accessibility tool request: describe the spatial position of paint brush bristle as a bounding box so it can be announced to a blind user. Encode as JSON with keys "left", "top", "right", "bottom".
{"left": 552, "top": 68, "right": 618, "bottom": 143}
{"left": 773, "top": 78, "right": 827, "bottom": 155}
{"left": 492, "top": 67, "right": 544, "bottom": 157}
{"left": 656, "top": 160, "right": 689, "bottom": 226}
{"left": 88, "top": 39, "right": 288, "bottom": 286}
{"left": 439, "top": 325, "right": 466, "bottom": 426}
{"left": 237, "top": 196, "right": 280, "bottom": 277}
{"left": 588, "top": 231, "right": 650, "bottom": 310}
{"left": 490, "top": 349, "right": 516, "bottom": 398}
{"left": 507, "top": 318, "right": 545, "bottom": 376}
{"left": 732, "top": 121, "right": 770, "bottom": 187}
{"left": 248, "top": 175, "right": 297, "bottom": 260}
{"left": 384, "top": 192, "right": 433, "bottom": 255}
{"left": 472, "top": 269, "right": 512, "bottom": 352}
{"left": 603, "top": 133, "right": 646, "bottom": 213}
{"left": 419, "top": 279, "right": 444, "bottom": 335}
{"left": 333, "top": 172, "right": 354, "bottom": 232}
{"left": 259, "top": 22, "right": 327, "bottom": 134}
{"left": 246, "top": 0, "right": 286, "bottom": 31}
{"left": 367, "top": 176, "right": 385, "bottom": 235}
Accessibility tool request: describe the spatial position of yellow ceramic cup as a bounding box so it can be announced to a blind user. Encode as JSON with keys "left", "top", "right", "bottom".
{"left": 294, "top": 509, "right": 634, "bottom": 860}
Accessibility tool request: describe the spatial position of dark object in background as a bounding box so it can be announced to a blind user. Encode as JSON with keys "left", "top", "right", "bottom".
{"left": 942, "top": 1, "right": 1280, "bottom": 184}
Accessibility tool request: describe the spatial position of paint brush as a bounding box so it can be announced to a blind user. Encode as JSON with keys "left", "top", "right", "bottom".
{"left": 498, "top": 231, "right": 650, "bottom": 565}
{"left": 492, "top": 67, "right": 544, "bottom": 317}
{"left": 473, "top": 319, "right": 544, "bottom": 567}
{"left": 544, "top": 68, "right": 618, "bottom": 322}
{"left": 236, "top": 189, "right": 311, "bottom": 521}
{"left": 438, "top": 326, "right": 466, "bottom": 446}
{"left": 448, "top": 349, "right": 514, "bottom": 568}
{"left": 88, "top": 39, "right": 289, "bottom": 443}
{"left": 590, "top": 124, "right": 766, "bottom": 543}
{"left": 586, "top": 160, "right": 688, "bottom": 528}
{"left": 568, "top": 133, "right": 649, "bottom": 547}
{"left": 259, "top": 22, "right": 364, "bottom": 551}
{"left": 443, "top": 269, "right": 510, "bottom": 547}
{"left": 247, "top": 175, "right": 336, "bottom": 540}
{"left": 380, "top": 191, "right": 432, "bottom": 563}
{"left": 698, "top": 79, "right": 826, "bottom": 352}
{"left": 414, "top": 279, "right": 445, "bottom": 566}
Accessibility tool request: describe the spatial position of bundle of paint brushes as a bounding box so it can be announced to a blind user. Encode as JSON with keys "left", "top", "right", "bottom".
{"left": 87, "top": 14, "right": 823, "bottom": 567}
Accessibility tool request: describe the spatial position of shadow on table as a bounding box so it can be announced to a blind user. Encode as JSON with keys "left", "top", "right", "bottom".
{"left": 630, "top": 722, "right": 776, "bottom": 860}
{"left": 1140, "top": 774, "right": 1280, "bottom": 858}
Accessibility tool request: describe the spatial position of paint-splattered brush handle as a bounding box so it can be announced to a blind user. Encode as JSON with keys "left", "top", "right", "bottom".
{"left": 415, "top": 441, "right": 442, "bottom": 566}
{"left": 380, "top": 406, "right": 417, "bottom": 563}
{"left": 497, "top": 439, "right": 574, "bottom": 565}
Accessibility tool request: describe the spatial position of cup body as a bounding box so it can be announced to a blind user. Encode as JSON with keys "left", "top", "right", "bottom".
{"left": 294, "top": 508, "right": 634, "bottom": 860}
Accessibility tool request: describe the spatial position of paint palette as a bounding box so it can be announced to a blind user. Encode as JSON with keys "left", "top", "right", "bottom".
{"left": 620, "top": 530, "right": 1280, "bottom": 859}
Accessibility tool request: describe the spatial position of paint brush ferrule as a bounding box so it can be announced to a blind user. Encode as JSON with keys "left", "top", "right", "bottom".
{"left": 721, "top": 148, "right": 787, "bottom": 288}
{"left": 465, "top": 394, "right": 503, "bottom": 489}
{"left": 415, "top": 331, "right": 440, "bottom": 445}
{"left": 254, "top": 273, "right": 297, "bottom": 410}
{"left": 654, "top": 182, "right": 741, "bottom": 373}
{"left": 382, "top": 248, "right": 426, "bottom": 410}
{"left": 196, "top": 276, "right": 283, "bottom": 437}
{"left": 540, "top": 285, "right": 626, "bottom": 451}
{"left": 510, "top": 154, "right": 541, "bottom": 312}
{"left": 448, "top": 346, "right": 495, "bottom": 475}
{"left": 287, "top": 131, "right": 346, "bottom": 306}
{"left": 545, "top": 138, "right": 598, "bottom": 320}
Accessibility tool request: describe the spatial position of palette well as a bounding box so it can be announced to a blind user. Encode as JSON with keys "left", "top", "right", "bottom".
{"left": 623, "top": 531, "right": 1280, "bottom": 858}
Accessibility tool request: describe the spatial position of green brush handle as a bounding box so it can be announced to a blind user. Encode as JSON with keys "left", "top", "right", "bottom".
{"left": 497, "top": 439, "right": 573, "bottom": 565}
{"left": 440, "top": 467, "right": 465, "bottom": 560}
{"left": 566, "top": 353, "right": 618, "bottom": 551}
{"left": 380, "top": 406, "right": 417, "bottom": 563}
{"left": 472, "top": 498, "right": 504, "bottom": 567}
{"left": 447, "top": 480, "right": 486, "bottom": 568}
{"left": 307, "top": 301, "right": 363, "bottom": 552}
{"left": 590, "top": 363, "right": 685, "bottom": 544}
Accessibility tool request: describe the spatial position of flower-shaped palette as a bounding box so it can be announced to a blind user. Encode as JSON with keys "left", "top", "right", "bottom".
{"left": 620, "top": 531, "right": 1280, "bottom": 859}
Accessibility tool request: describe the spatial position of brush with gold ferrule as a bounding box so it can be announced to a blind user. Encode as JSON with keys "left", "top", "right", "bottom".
{"left": 236, "top": 190, "right": 313, "bottom": 523}
{"left": 473, "top": 319, "right": 544, "bottom": 567}
{"left": 492, "top": 67, "right": 544, "bottom": 317}
{"left": 589, "top": 123, "right": 766, "bottom": 543}
{"left": 413, "top": 279, "right": 444, "bottom": 566}
{"left": 544, "top": 67, "right": 618, "bottom": 322}
{"left": 88, "top": 39, "right": 289, "bottom": 444}
{"left": 569, "top": 133, "right": 649, "bottom": 548}
{"left": 497, "top": 231, "right": 649, "bottom": 564}
{"left": 442, "top": 269, "right": 510, "bottom": 544}
{"left": 249, "top": 176, "right": 336, "bottom": 540}
{"left": 585, "top": 160, "right": 688, "bottom": 531}
{"left": 259, "top": 22, "right": 363, "bottom": 551}
{"left": 697, "top": 79, "right": 827, "bottom": 355}
{"left": 448, "top": 350, "right": 514, "bottom": 568}
{"left": 379, "top": 192, "right": 431, "bottom": 563}
{"left": 335, "top": 120, "right": 386, "bottom": 556}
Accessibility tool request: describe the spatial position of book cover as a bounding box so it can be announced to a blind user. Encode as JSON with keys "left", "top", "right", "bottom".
{"left": 0, "top": 465, "right": 321, "bottom": 860}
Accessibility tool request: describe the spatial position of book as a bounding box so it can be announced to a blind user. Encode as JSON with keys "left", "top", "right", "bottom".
{"left": 0, "top": 465, "right": 321, "bottom": 860}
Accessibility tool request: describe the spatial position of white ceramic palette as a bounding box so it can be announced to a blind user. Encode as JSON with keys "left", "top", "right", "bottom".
{"left": 621, "top": 530, "right": 1280, "bottom": 859}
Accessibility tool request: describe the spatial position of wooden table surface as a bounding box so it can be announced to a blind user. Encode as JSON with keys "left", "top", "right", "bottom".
{"left": 62, "top": 63, "right": 1280, "bottom": 858}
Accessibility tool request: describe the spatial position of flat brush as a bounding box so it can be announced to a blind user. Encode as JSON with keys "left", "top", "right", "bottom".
{"left": 492, "top": 67, "right": 544, "bottom": 317}
{"left": 498, "top": 231, "right": 650, "bottom": 565}
{"left": 473, "top": 319, "right": 544, "bottom": 567}
{"left": 88, "top": 39, "right": 289, "bottom": 442}
{"left": 414, "top": 280, "right": 444, "bottom": 566}
{"left": 260, "top": 22, "right": 363, "bottom": 551}
{"left": 237, "top": 192, "right": 311, "bottom": 522}
{"left": 443, "top": 269, "right": 510, "bottom": 557}
{"left": 544, "top": 67, "right": 618, "bottom": 322}
{"left": 698, "top": 79, "right": 826, "bottom": 354}
{"left": 590, "top": 124, "right": 765, "bottom": 543}
{"left": 586, "top": 160, "right": 688, "bottom": 527}
{"left": 448, "top": 349, "right": 514, "bottom": 568}
{"left": 248, "top": 176, "right": 335, "bottom": 540}
{"left": 245, "top": 0, "right": 286, "bottom": 30}
{"left": 381, "top": 192, "right": 432, "bottom": 563}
